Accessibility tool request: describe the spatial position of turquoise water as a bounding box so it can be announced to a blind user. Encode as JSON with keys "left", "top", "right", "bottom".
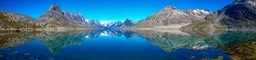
{"left": 0, "top": 30, "right": 255, "bottom": 60}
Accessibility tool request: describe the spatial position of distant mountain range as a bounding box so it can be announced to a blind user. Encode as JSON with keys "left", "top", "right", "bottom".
{"left": 106, "top": 18, "right": 137, "bottom": 29}
{"left": 134, "top": 0, "right": 256, "bottom": 30}
{"left": 98, "top": 18, "right": 137, "bottom": 29}
{"left": 0, "top": 0, "right": 256, "bottom": 31}
{"left": 0, "top": 4, "right": 137, "bottom": 31}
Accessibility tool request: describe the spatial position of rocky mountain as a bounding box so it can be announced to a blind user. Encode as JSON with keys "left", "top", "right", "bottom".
{"left": 37, "top": 4, "right": 90, "bottom": 29}
{"left": 207, "top": 0, "right": 256, "bottom": 29}
{"left": 0, "top": 11, "right": 40, "bottom": 30}
{"left": 133, "top": 6, "right": 211, "bottom": 28}
{"left": 185, "top": 0, "right": 256, "bottom": 31}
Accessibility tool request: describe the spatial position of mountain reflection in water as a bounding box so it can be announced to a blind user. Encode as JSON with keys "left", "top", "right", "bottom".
{"left": 0, "top": 29, "right": 255, "bottom": 60}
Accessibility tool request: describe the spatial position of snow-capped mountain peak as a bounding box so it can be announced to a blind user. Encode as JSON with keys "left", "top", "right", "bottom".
{"left": 100, "top": 21, "right": 116, "bottom": 27}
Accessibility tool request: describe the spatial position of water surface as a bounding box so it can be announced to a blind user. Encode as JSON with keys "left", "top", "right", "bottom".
{"left": 0, "top": 29, "right": 255, "bottom": 60}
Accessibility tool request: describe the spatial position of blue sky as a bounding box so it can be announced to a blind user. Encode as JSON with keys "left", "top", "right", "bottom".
{"left": 0, "top": 0, "right": 235, "bottom": 21}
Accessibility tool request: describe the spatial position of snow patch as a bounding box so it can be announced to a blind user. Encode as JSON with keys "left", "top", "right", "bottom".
{"left": 85, "top": 19, "right": 90, "bottom": 23}
{"left": 193, "top": 9, "right": 211, "bottom": 14}
{"left": 248, "top": 1, "right": 256, "bottom": 6}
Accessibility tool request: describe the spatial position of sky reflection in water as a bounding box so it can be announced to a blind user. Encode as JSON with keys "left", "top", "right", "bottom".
{"left": 0, "top": 29, "right": 255, "bottom": 60}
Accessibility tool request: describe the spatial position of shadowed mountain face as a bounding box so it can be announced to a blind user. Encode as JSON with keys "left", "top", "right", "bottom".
{"left": 134, "top": 6, "right": 210, "bottom": 28}
{"left": 208, "top": 0, "right": 256, "bottom": 29}
{"left": 116, "top": 18, "right": 135, "bottom": 28}
{"left": 37, "top": 4, "right": 90, "bottom": 28}
{"left": 185, "top": 0, "right": 256, "bottom": 30}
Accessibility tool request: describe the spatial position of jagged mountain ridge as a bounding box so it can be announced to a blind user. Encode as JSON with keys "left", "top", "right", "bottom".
{"left": 102, "top": 18, "right": 137, "bottom": 29}
{"left": 37, "top": 4, "right": 137, "bottom": 29}
{"left": 118, "top": 18, "right": 136, "bottom": 28}
{"left": 37, "top": 4, "right": 90, "bottom": 28}
{"left": 133, "top": 6, "right": 211, "bottom": 28}
{"left": 106, "top": 21, "right": 123, "bottom": 29}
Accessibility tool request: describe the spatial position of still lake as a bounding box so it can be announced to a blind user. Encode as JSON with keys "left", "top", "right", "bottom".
{"left": 0, "top": 29, "right": 255, "bottom": 60}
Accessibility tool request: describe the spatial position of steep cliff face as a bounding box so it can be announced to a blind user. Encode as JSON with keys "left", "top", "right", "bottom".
{"left": 0, "top": 11, "right": 40, "bottom": 30}
{"left": 134, "top": 6, "right": 210, "bottom": 28}
{"left": 37, "top": 4, "right": 89, "bottom": 28}
{"left": 205, "top": 0, "right": 256, "bottom": 29}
